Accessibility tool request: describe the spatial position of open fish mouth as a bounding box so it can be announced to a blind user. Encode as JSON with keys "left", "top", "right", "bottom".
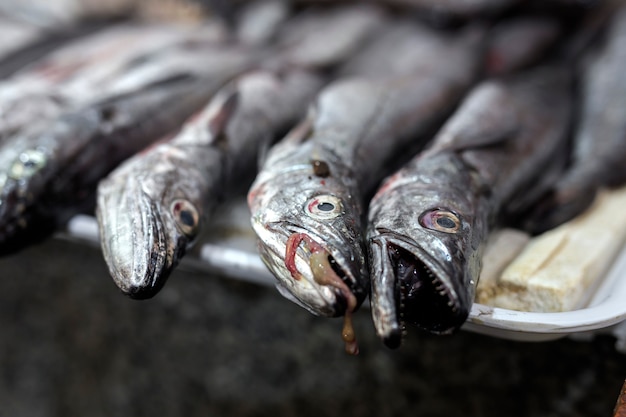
{"left": 284, "top": 231, "right": 359, "bottom": 355}
{"left": 370, "top": 235, "right": 466, "bottom": 349}
{"left": 284, "top": 232, "right": 355, "bottom": 314}
{"left": 389, "top": 245, "right": 462, "bottom": 331}
{"left": 254, "top": 221, "right": 366, "bottom": 313}
{"left": 253, "top": 221, "right": 363, "bottom": 354}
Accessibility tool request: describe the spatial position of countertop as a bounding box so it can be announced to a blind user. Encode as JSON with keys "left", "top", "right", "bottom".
{"left": 0, "top": 238, "right": 624, "bottom": 417}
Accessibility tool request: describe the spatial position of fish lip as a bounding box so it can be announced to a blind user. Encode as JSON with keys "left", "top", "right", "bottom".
{"left": 97, "top": 181, "right": 182, "bottom": 300}
{"left": 254, "top": 220, "right": 365, "bottom": 317}
{"left": 370, "top": 230, "right": 467, "bottom": 345}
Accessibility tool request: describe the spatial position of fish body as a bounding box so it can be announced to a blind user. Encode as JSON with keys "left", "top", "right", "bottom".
{"left": 484, "top": 16, "right": 562, "bottom": 75}
{"left": 367, "top": 67, "right": 573, "bottom": 347}
{"left": 378, "top": 0, "right": 519, "bottom": 21}
{"left": 97, "top": 43, "right": 259, "bottom": 98}
{"left": 0, "top": 22, "right": 229, "bottom": 141}
{"left": 0, "top": 0, "right": 131, "bottom": 27}
{"left": 0, "top": 75, "right": 233, "bottom": 254}
{"left": 15, "top": 23, "right": 224, "bottom": 85}
{"left": 249, "top": 24, "right": 484, "bottom": 332}
{"left": 35, "top": 23, "right": 232, "bottom": 100}
{"left": 273, "top": 4, "right": 387, "bottom": 70}
{"left": 337, "top": 21, "right": 483, "bottom": 79}
{"left": 524, "top": 6, "right": 626, "bottom": 233}
{"left": 0, "top": 79, "right": 69, "bottom": 143}
{"left": 0, "top": 17, "right": 42, "bottom": 64}
{"left": 289, "top": 0, "right": 517, "bottom": 19}
{"left": 96, "top": 69, "right": 325, "bottom": 299}
{"left": 234, "top": 0, "right": 291, "bottom": 46}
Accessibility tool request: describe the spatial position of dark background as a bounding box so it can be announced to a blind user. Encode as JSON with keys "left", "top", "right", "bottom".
{"left": 0, "top": 238, "right": 624, "bottom": 417}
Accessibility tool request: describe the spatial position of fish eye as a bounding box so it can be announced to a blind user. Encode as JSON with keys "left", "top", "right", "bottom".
{"left": 419, "top": 208, "right": 461, "bottom": 233}
{"left": 170, "top": 199, "right": 200, "bottom": 238}
{"left": 304, "top": 195, "right": 343, "bottom": 219}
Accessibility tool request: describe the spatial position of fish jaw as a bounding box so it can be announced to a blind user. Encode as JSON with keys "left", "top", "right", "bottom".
{"left": 96, "top": 167, "right": 194, "bottom": 299}
{"left": 369, "top": 231, "right": 473, "bottom": 347}
{"left": 252, "top": 218, "right": 368, "bottom": 318}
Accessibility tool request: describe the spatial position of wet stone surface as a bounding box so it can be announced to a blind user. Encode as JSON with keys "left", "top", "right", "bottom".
{"left": 0, "top": 238, "right": 624, "bottom": 417}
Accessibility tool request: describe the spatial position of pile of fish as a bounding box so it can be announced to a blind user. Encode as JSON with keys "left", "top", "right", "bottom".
{"left": 0, "top": 0, "right": 625, "bottom": 354}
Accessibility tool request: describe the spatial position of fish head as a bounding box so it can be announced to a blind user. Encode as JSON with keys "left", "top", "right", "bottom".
{"left": 97, "top": 89, "right": 238, "bottom": 299}
{"left": 367, "top": 162, "right": 482, "bottom": 347}
{"left": 249, "top": 161, "right": 369, "bottom": 318}
{"left": 97, "top": 145, "right": 209, "bottom": 299}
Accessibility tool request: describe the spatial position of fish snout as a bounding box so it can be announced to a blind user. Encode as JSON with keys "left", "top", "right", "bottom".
{"left": 97, "top": 181, "right": 179, "bottom": 300}
{"left": 368, "top": 235, "right": 404, "bottom": 349}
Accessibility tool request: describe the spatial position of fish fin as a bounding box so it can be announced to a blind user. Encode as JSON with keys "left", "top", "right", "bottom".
{"left": 92, "top": 73, "right": 198, "bottom": 109}
{"left": 208, "top": 87, "right": 240, "bottom": 149}
{"left": 93, "top": 75, "right": 197, "bottom": 125}
{"left": 256, "top": 136, "right": 272, "bottom": 170}
{"left": 255, "top": 102, "right": 315, "bottom": 170}
{"left": 256, "top": 116, "right": 312, "bottom": 170}
{"left": 288, "top": 106, "right": 316, "bottom": 143}
{"left": 433, "top": 83, "right": 520, "bottom": 153}
{"left": 140, "top": 73, "right": 197, "bottom": 90}
{"left": 443, "top": 125, "right": 517, "bottom": 152}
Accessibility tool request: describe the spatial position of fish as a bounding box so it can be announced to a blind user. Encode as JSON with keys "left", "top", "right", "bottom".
{"left": 523, "top": 5, "right": 626, "bottom": 234}
{"left": 234, "top": 0, "right": 291, "bottom": 46}
{"left": 375, "top": 0, "right": 519, "bottom": 22}
{"left": 0, "top": 22, "right": 229, "bottom": 141}
{"left": 96, "top": 68, "right": 325, "bottom": 299}
{"left": 367, "top": 66, "right": 573, "bottom": 348}
{"left": 289, "top": 0, "right": 518, "bottom": 20}
{"left": 93, "top": 3, "right": 388, "bottom": 300}
{"left": 96, "top": 42, "right": 259, "bottom": 98}
{"left": 0, "top": 79, "right": 69, "bottom": 143}
{"left": 0, "top": 0, "right": 131, "bottom": 27}
{"left": 272, "top": 3, "right": 387, "bottom": 70}
{"left": 33, "top": 22, "right": 232, "bottom": 101}
{"left": 14, "top": 23, "right": 223, "bottom": 84}
{"left": 0, "top": 74, "right": 238, "bottom": 255}
{"left": 0, "top": 17, "right": 43, "bottom": 67}
{"left": 336, "top": 21, "right": 481, "bottom": 79}
{"left": 484, "top": 16, "right": 562, "bottom": 76}
{"left": 248, "top": 23, "right": 484, "bottom": 354}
